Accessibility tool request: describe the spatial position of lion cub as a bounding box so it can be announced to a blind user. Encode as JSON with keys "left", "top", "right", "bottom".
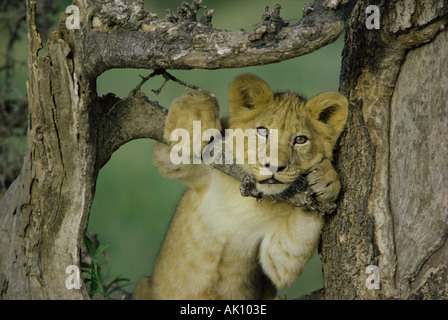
{"left": 133, "top": 74, "right": 348, "bottom": 299}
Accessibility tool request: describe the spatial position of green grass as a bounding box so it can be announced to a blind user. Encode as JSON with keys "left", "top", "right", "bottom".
{"left": 82, "top": 236, "right": 130, "bottom": 299}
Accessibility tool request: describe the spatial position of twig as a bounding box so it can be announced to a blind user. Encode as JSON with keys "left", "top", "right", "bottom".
{"left": 131, "top": 70, "right": 160, "bottom": 95}
{"left": 151, "top": 78, "right": 168, "bottom": 95}
{"left": 159, "top": 70, "right": 214, "bottom": 97}
{"left": 107, "top": 69, "right": 214, "bottom": 116}
{"left": 106, "top": 71, "right": 158, "bottom": 116}
{"left": 132, "top": 69, "right": 214, "bottom": 97}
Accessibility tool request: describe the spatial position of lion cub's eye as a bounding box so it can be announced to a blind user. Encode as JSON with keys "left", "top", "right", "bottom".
{"left": 257, "top": 127, "right": 269, "bottom": 138}
{"left": 294, "top": 135, "right": 308, "bottom": 145}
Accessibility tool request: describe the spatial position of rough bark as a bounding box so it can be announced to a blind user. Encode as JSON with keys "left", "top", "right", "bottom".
{"left": 0, "top": 0, "right": 354, "bottom": 299}
{"left": 0, "top": 1, "right": 92, "bottom": 299}
{"left": 321, "top": 0, "right": 448, "bottom": 299}
{"left": 79, "top": 0, "right": 355, "bottom": 77}
{"left": 390, "top": 30, "right": 448, "bottom": 298}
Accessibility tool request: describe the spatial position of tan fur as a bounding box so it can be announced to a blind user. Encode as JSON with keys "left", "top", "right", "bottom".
{"left": 133, "top": 74, "right": 348, "bottom": 300}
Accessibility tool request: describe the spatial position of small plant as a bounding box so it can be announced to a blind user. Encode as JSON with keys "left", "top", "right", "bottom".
{"left": 82, "top": 236, "right": 130, "bottom": 299}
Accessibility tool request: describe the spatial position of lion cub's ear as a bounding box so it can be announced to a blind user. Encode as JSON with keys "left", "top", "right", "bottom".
{"left": 305, "top": 92, "right": 349, "bottom": 141}
{"left": 228, "top": 74, "right": 273, "bottom": 116}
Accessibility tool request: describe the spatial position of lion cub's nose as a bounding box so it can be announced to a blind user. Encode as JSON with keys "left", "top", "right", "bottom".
{"left": 264, "top": 163, "right": 286, "bottom": 173}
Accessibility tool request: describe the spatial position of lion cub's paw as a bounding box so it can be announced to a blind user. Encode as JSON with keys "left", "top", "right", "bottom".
{"left": 306, "top": 159, "right": 341, "bottom": 202}
{"left": 164, "top": 92, "right": 222, "bottom": 150}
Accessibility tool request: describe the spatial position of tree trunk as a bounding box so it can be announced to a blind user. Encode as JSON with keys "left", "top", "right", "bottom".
{"left": 0, "top": 0, "right": 447, "bottom": 300}
{"left": 321, "top": 1, "right": 448, "bottom": 299}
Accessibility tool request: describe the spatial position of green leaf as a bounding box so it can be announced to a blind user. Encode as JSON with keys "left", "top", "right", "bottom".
{"left": 88, "top": 280, "right": 100, "bottom": 298}
{"left": 104, "top": 276, "right": 130, "bottom": 293}
{"left": 93, "top": 244, "right": 110, "bottom": 260}
{"left": 84, "top": 236, "right": 93, "bottom": 255}
{"left": 81, "top": 237, "right": 130, "bottom": 299}
{"left": 107, "top": 282, "right": 130, "bottom": 295}
{"left": 96, "top": 264, "right": 102, "bottom": 278}
{"left": 81, "top": 262, "right": 94, "bottom": 271}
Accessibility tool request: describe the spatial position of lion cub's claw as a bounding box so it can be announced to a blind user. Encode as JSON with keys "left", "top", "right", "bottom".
{"left": 306, "top": 159, "right": 341, "bottom": 203}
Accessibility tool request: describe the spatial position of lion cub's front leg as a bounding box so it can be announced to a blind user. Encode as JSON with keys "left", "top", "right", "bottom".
{"left": 163, "top": 92, "right": 222, "bottom": 150}
{"left": 152, "top": 92, "right": 222, "bottom": 187}
{"left": 306, "top": 159, "right": 341, "bottom": 203}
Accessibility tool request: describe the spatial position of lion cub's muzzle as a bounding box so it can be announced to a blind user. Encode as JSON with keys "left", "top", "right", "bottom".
{"left": 258, "top": 164, "right": 287, "bottom": 185}
{"left": 253, "top": 163, "right": 303, "bottom": 195}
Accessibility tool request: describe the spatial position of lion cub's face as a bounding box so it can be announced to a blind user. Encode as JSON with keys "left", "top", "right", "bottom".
{"left": 227, "top": 74, "right": 348, "bottom": 196}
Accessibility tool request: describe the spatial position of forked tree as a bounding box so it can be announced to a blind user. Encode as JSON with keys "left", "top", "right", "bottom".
{"left": 0, "top": 0, "right": 447, "bottom": 299}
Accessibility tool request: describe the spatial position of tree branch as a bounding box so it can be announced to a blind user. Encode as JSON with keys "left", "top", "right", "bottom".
{"left": 97, "top": 92, "right": 168, "bottom": 168}
{"left": 72, "top": 0, "right": 356, "bottom": 77}
{"left": 98, "top": 92, "right": 337, "bottom": 215}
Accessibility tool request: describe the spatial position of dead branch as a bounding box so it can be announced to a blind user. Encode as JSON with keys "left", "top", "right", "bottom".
{"left": 74, "top": 0, "right": 356, "bottom": 78}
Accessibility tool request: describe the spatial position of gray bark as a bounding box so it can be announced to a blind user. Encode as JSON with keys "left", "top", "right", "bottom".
{"left": 389, "top": 29, "right": 448, "bottom": 299}
{"left": 321, "top": 0, "right": 448, "bottom": 299}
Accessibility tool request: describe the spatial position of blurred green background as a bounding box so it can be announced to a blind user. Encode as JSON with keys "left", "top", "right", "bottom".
{"left": 2, "top": 0, "right": 344, "bottom": 299}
